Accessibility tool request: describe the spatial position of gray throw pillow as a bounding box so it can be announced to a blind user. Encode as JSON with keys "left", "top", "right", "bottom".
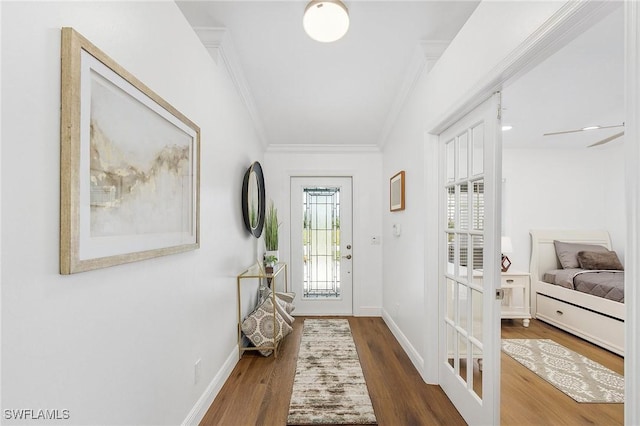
{"left": 577, "top": 250, "right": 624, "bottom": 270}
{"left": 554, "top": 240, "right": 608, "bottom": 269}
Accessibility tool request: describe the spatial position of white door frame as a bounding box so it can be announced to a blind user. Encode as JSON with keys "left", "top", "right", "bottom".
{"left": 625, "top": 3, "right": 640, "bottom": 424}
{"left": 423, "top": 1, "right": 639, "bottom": 423}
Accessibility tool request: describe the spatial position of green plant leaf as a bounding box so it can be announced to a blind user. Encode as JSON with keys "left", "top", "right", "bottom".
{"left": 264, "top": 200, "right": 280, "bottom": 251}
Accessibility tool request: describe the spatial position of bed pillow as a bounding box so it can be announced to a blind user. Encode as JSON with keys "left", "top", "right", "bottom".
{"left": 577, "top": 250, "right": 624, "bottom": 270}
{"left": 241, "top": 297, "right": 292, "bottom": 356}
{"left": 554, "top": 240, "right": 609, "bottom": 269}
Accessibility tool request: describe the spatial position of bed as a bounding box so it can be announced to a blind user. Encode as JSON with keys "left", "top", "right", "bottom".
{"left": 529, "top": 230, "right": 624, "bottom": 356}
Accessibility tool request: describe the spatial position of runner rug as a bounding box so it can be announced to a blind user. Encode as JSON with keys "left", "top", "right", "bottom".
{"left": 287, "top": 319, "right": 377, "bottom": 425}
{"left": 502, "top": 339, "right": 624, "bottom": 403}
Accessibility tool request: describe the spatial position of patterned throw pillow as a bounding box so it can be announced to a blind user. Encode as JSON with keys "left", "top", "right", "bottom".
{"left": 261, "top": 290, "right": 295, "bottom": 325}
{"left": 241, "top": 297, "right": 292, "bottom": 356}
{"left": 275, "top": 292, "right": 296, "bottom": 314}
{"left": 274, "top": 297, "right": 295, "bottom": 325}
{"left": 275, "top": 291, "right": 296, "bottom": 303}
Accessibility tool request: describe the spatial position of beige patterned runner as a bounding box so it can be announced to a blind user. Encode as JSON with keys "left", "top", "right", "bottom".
{"left": 502, "top": 339, "right": 624, "bottom": 403}
{"left": 287, "top": 319, "right": 377, "bottom": 425}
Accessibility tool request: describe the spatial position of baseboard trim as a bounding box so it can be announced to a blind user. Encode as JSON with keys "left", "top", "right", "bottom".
{"left": 182, "top": 346, "right": 239, "bottom": 426}
{"left": 381, "top": 309, "right": 425, "bottom": 380}
{"left": 356, "top": 306, "right": 382, "bottom": 317}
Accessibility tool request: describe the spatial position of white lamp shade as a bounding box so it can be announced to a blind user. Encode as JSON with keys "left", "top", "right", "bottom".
{"left": 501, "top": 236, "right": 513, "bottom": 254}
{"left": 303, "top": 0, "right": 350, "bottom": 43}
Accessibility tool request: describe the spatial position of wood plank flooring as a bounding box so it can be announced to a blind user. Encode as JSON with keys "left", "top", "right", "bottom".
{"left": 501, "top": 318, "right": 623, "bottom": 426}
{"left": 200, "top": 317, "right": 465, "bottom": 426}
{"left": 200, "top": 317, "right": 624, "bottom": 426}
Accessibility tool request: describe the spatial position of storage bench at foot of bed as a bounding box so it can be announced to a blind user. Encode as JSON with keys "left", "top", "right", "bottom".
{"left": 535, "top": 293, "right": 624, "bottom": 356}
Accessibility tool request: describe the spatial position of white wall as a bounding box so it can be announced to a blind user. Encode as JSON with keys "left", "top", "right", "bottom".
{"left": 263, "top": 150, "right": 383, "bottom": 316}
{"left": 380, "top": 106, "right": 427, "bottom": 369}
{"left": 1, "top": 2, "right": 263, "bottom": 424}
{"left": 503, "top": 146, "right": 626, "bottom": 272}
{"left": 381, "top": 1, "right": 569, "bottom": 382}
{"left": 0, "top": 0, "right": 4, "bottom": 415}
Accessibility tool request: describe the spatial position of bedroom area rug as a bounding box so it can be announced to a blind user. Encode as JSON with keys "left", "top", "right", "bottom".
{"left": 287, "top": 319, "right": 377, "bottom": 425}
{"left": 502, "top": 339, "right": 624, "bottom": 403}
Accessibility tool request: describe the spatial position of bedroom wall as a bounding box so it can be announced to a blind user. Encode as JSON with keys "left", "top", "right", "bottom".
{"left": 503, "top": 146, "right": 626, "bottom": 272}
{"left": 262, "top": 150, "right": 383, "bottom": 316}
{"left": 381, "top": 1, "right": 569, "bottom": 382}
{"left": 1, "top": 2, "right": 262, "bottom": 424}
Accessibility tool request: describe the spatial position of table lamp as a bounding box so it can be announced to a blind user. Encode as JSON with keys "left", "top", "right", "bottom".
{"left": 501, "top": 236, "right": 513, "bottom": 272}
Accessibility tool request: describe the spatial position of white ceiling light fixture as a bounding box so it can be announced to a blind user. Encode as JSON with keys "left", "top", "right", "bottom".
{"left": 303, "top": 0, "right": 350, "bottom": 43}
{"left": 502, "top": 125, "right": 513, "bottom": 131}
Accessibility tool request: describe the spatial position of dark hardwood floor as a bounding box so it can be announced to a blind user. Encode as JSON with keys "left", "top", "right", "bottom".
{"left": 200, "top": 317, "right": 624, "bottom": 426}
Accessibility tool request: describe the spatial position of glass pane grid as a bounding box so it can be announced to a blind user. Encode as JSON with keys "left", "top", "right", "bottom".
{"left": 303, "top": 187, "right": 341, "bottom": 298}
{"left": 442, "top": 124, "right": 485, "bottom": 399}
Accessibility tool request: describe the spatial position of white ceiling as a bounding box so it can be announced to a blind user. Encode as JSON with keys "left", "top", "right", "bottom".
{"left": 177, "top": 0, "right": 480, "bottom": 148}
{"left": 502, "top": 6, "right": 624, "bottom": 150}
{"left": 177, "top": 2, "right": 624, "bottom": 151}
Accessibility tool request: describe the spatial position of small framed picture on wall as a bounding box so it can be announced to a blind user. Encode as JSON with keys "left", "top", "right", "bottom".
{"left": 390, "top": 171, "right": 405, "bottom": 212}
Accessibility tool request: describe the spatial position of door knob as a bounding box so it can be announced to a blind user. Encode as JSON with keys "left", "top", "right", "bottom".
{"left": 342, "top": 254, "right": 352, "bottom": 260}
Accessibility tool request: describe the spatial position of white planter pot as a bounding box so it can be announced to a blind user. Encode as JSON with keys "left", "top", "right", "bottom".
{"left": 265, "top": 250, "right": 279, "bottom": 264}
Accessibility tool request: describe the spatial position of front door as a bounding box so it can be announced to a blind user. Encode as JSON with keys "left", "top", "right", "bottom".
{"left": 438, "top": 94, "right": 502, "bottom": 425}
{"left": 290, "top": 177, "right": 353, "bottom": 315}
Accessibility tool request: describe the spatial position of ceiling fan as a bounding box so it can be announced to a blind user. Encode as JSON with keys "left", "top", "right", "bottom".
{"left": 543, "top": 123, "right": 625, "bottom": 147}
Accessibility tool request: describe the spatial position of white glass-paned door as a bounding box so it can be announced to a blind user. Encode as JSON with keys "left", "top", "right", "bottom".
{"left": 290, "top": 177, "right": 353, "bottom": 315}
{"left": 439, "top": 94, "right": 502, "bottom": 425}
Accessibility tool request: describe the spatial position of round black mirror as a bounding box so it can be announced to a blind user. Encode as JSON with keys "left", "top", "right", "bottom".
{"left": 242, "top": 161, "right": 265, "bottom": 237}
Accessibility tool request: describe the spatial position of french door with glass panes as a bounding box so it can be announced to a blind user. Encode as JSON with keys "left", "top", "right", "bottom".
{"left": 439, "top": 94, "right": 502, "bottom": 425}
{"left": 290, "top": 177, "right": 353, "bottom": 315}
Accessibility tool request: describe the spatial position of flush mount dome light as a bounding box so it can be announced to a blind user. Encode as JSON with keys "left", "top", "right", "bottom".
{"left": 303, "top": 0, "right": 349, "bottom": 43}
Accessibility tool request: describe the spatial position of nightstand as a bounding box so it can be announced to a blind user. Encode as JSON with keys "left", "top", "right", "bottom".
{"left": 500, "top": 270, "right": 531, "bottom": 327}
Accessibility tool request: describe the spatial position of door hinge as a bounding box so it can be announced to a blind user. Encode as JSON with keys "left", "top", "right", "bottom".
{"left": 496, "top": 288, "right": 505, "bottom": 300}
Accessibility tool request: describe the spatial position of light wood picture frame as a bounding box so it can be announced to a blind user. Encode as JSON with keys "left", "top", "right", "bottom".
{"left": 60, "top": 28, "right": 200, "bottom": 274}
{"left": 390, "top": 171, "right": 405, "bottom": 212}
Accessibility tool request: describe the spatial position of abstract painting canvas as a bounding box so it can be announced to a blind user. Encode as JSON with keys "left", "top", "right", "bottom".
{"left": 60, "top": 28, "right": 200, "bottom": 274}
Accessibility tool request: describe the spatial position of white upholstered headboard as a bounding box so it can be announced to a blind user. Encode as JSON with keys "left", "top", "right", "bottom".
{"left": 529, "top": 229, "right": 612, "bottom": 284}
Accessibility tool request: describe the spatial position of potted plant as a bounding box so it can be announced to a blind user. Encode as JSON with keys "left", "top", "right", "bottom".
{"left": 264, "top": 255, "right": 278, "bottom": 274}
{"left": 264, "top": 200, "right": 280, "bottom": 264}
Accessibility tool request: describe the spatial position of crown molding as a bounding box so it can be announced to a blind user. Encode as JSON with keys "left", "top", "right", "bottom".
{"left": 377, "top": 40, "right": 449, "bottom": 149}
{"left": 421, "top": 40, "right": 451, "bottom": 73}
{"left": 266, "top": 144, "right": 380, "bottom": 154}
{"left": 193, "top": 26, "right": 268, "bottom": 148}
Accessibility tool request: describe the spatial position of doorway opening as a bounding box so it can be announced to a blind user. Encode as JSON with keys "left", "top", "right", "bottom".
{"left": 499, "top": 4, "right": 625, "bottom": 424}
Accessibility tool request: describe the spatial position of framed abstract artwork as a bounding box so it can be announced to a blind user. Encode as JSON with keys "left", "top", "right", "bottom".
{"left": 390, "top": 171, "right": 405, "bottom": 212}
{"left": 60, "top": 28, "right": 200, "bottom": 274}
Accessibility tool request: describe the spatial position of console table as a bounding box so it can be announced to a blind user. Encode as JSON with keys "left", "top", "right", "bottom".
{"left": 236, "top": 262, "right": 288, "bottom": 357}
